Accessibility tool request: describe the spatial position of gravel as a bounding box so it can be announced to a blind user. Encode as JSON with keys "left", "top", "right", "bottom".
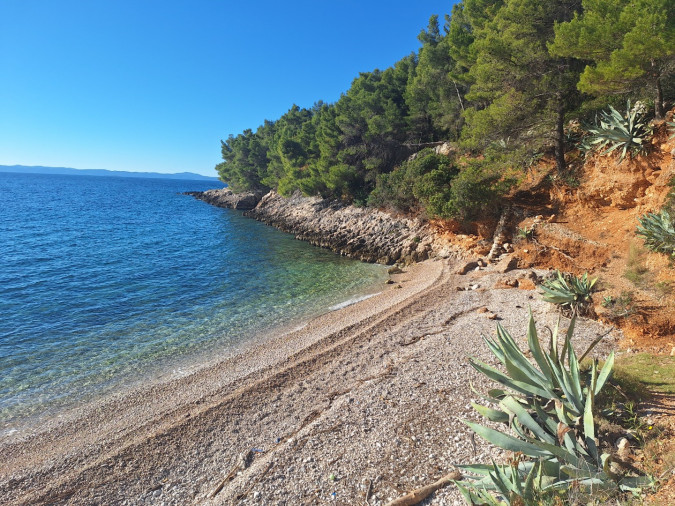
{"left": 0, "top": 258, "right": 620, "bottom": 505}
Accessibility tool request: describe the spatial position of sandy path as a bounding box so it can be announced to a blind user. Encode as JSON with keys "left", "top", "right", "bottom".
{"left": 0, "top": 259, "right": 620, "bottom": 505}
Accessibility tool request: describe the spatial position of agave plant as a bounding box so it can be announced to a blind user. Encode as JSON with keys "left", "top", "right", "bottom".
{"left": 636, "top": 210, "right": 675, "bottom": 258}
{"left": 455, "top": 315, "right": 653, "bottom": 504}
{"left": 667, "top": 120, "right": 675, "bottom": 140}
{"left": 540, "top": 271, "right": 598, "bottom": 316}
{"left": 582, "top": 101, "right": 652, "bottom": 161}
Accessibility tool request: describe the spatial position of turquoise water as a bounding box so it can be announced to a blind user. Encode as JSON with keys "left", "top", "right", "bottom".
{"left": 0, "top": 172, "right": 386, "bottom": 429}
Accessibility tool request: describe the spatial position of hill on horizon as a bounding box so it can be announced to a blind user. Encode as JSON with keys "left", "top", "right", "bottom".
{"left": 0, "top": 165, "right": 222, "bottom": 182}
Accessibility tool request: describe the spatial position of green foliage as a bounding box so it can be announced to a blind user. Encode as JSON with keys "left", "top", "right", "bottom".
{"left": 458, "top": 0, "right": 584, "bottom": 172}
{"left": 636, "top": 210, "right": 675, "bottom": 258}
{"left": 550, "top": 0, "right": 675, "bottom": 118}
{"left": 442, "top": 159, "right": 514, "bottom": 221}
{"left": 582, "top": 101, "right": 653, "bottom": 161}
{"left": 367, "top": 149, "right": 458, "bottom": 215}
{"left": 516, "top": 227, "right": 534, "bottom": 242}
{"left": 368, "top": 149, "right": 517, "bottom": 221}
{"left": 406, "top": 15, "right": 466, "bottom": 141}
{"left": 541, "top": 271, "right": 598, "bottom": 316}
{"left": 215, "top": 0, "right": 673, "bottom": 220}
{"left": 457, "top": 314, "right": 653, "bottom": 504}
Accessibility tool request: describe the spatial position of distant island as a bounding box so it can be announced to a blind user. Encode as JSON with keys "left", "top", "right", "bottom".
{"left": 0, "top": 165, "right": 222, "bottom": 182}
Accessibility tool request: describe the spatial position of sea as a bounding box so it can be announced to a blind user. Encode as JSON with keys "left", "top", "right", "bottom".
{"left": 0, "top": 172, "right": 387, "bottom": 432}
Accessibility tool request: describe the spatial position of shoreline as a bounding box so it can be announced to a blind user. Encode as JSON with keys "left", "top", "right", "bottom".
{"left": 0, "top": 257, "right": 622, "bottom": 505}
{"left": 0, "top": 262, "right": 392, "bottom": 440}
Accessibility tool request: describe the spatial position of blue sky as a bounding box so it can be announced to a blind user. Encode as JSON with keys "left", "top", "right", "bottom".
{"left": 0, "top": 1, "right": 455, "bottom": 177}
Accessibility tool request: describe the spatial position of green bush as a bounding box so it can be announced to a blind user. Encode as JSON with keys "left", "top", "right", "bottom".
{"left": 456, "top": 314, "right": 652, "bottom": 505}
{"left": 636, "top": 210, "right": 675, "bottom": 258}
{"left": 368, "top": 149, "right": 457, "bottom": 214}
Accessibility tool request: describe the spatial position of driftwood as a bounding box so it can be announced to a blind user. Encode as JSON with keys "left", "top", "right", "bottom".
{"left": 384, "top": 470, "right": 462, "bottom": 506}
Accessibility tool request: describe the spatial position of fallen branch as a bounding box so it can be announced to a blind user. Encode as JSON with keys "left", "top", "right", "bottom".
{"left": 384, "top": 471, "right": 462, "bottom": 506}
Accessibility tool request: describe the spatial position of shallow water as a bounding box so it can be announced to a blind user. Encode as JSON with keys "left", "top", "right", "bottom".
{"left": 0, "top": 172, "right": 386, "bottom": 428}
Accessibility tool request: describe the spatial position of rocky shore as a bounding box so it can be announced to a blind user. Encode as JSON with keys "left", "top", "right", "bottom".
{"left": 184, "top": 188, "right": 262, "bottom": 211}
{"left": 187, "top": 189, "right": 453, "bottom": 264}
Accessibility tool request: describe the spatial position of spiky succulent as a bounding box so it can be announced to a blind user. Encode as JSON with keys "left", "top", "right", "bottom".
{"left": 582, "top": 101, "right": 652, "bottom": 161}
{"left": 667, "top": 121, "right": 675, "bottom": 140}
{"left": 636, "top": 210, "right": 675, "bottom": 258}
{"left": 455, "top": 315, "right": 653, "bottom": 504}
{"left": 540, "top": 271, "right": 598, "bottom": 316}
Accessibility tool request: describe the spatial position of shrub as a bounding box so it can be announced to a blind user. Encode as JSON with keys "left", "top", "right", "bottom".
{"left": 582, "top": 101, "right": 652, "bottom": 161}
{"left": 540, "top": 271, "right": 598, "bottom": 316}
{"left": 367, "top": 149, "right": 457, "bottom": 214}
{"left": 636, "top": 210, "right": 675, "bottom": 258}
{"left": 456, "top": 314, "right": 652, "bottom": 504}
{"left": 440, "top": 158, "right": 518, "bottom": 221}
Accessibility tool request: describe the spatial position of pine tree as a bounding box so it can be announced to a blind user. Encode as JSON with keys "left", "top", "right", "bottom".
{"left": 550, "top": 0, "right": 675, "bottom": 118}
{"left": 460, "top": 0, "right": 584, "bottom": 171}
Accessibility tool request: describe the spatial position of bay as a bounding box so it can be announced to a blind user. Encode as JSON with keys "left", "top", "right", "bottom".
{"left": 0, "top": 172, "right": 386, "bottom": 429}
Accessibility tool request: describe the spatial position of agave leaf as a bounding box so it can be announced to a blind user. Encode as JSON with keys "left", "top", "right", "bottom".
{"left": 527, "top": 313, "right": 554, "bottom": 382}
{"left": 497, "top": 323, "right": 552, "bottom": 389}
{"left": 559, "top": 465, "right": 608, "bottom": 481}
{"left": 488, "top": 387, "right": 509, "bottom": 400}
{"left": 483, "top": 335, "right": 506, "bottom": 363}
{"left": 500, "top": 396, "right": 556, "bottom": 444}
{"left": 472, "top": 402, "right": 511, "bottom": 424}
{"left": 584, "top": 364, "right": 600, "bottom": 465}
{"left": 523, "top": 459, "right": 540, "bottom": 501}
{"left": 524, "top": 432, "right": 594, "bottom": 469}
{"left": 463, "top": 420, "right": 552, "bottom": 458}
{"left": 578, "top": 332, "right": 606, "bottom": 363}
{"left": 455, "top": 480, "right": 494, "bottom": 505}
{"left": 490, "top": 461, "right": 513, "bottom": 498}
{"left": 566, "top": 336, "right": 584, "bottom": 405}
{"left": 458, "top": 464, "right": 501, "bottom": 476}
{"left": 560, "top": 319, "right": 570, "bottom": 368}
{"left": 469, "top": 358, "right": 553, "bottom": 399}
{"left": 595, "top": 352, "right": 615, "bottom": 396}
{"left": 618, "top": 475, "right": 656, "bottom": 491}
{"left": 534, "top": 401, "right": 559, "bottom": 435}
{"left": 544, "top": 352, "right": 582, "bottom": 415}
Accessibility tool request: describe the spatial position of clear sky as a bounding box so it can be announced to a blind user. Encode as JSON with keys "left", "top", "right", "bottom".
{"left": 0, "top": 1, "right": 455, "bottom": 177}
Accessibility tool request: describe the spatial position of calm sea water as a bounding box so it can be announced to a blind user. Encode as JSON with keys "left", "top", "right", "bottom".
{"left": 0, "top": 172, "right": 386, "bottom": 430}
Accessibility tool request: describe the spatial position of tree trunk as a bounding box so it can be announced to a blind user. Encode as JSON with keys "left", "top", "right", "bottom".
{"left": 655, "top": 75, "right": 664, "bottom": 119}
{"left": 555, "top": 97, "right": 566, "bottom": 172}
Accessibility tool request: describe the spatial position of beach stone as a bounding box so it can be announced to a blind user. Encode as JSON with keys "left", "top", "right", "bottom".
{"left": 455, "top": 261, "right": 478, "bottom": 275}
{"left": 495, "top": 255, "right": 518, "bottom": 273}
{"left": 517, "top": 278, "right": 537, "bottom": 290}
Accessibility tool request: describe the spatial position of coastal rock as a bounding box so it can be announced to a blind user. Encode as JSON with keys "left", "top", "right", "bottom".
{"left": 184, "top": 189, "right": 262, "bottom": 210}
{"left": 495, "top": 255, "right": 518, "bottom": 274}
{"left": 455, "top": 261, "right": 479, "bottom": 275}
{"left": 244, "top": 191, "right": 441, "bottom": 265}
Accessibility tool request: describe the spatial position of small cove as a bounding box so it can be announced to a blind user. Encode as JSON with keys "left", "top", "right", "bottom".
{"left": 0, "top": 172, "right": 387, "bottom": 431}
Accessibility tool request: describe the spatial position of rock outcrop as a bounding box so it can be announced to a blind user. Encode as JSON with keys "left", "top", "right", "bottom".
{"left": 184, "top": 189, "right": 261, "bottom": 210}
{"left": 244, "top": 191, "right": 440, "bottom": 264}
